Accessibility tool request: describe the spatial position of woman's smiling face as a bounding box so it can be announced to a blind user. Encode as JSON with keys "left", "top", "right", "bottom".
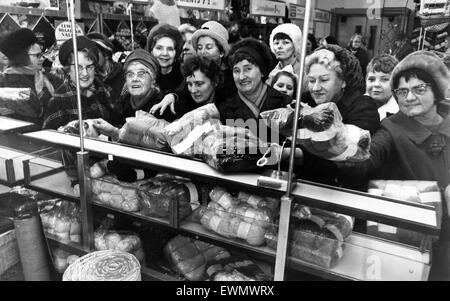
{"left": 151, "top": 36, "right": 176, "bottom": 70}
{"left": 232, "top": 59, "right": 263, "bottom": 96}
{"left": 125, "top": 61, "right": 155, "bottom": 98}
{"left": 307, "top": 63, "right": 346, "bottom": 104}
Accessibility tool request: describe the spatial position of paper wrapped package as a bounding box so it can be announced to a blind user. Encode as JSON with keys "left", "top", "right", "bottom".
{"left": 201, "top": 125, "right": 273, "bottom": 172}
{"left": 163, "top": 103, "right": 221, "bottom": 157}
{"left": 118, "top": 110, "right": 169, "bottom": 151}
{"left": 261, "top": 103, "right": 371, "bottom": 162}
{"left": 367, "top": 180, "right": 442, "bottom": 247}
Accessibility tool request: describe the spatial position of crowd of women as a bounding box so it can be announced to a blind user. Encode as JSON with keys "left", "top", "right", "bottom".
{"left": 0, "top": 20, "right": 449, "bottom": 279}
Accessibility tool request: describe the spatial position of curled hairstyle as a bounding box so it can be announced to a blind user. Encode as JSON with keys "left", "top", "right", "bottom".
{"left": 181, "top": 54, "right": 223, "bottom": 88}
{"left": 392, "top": 68, "right": 443, "bottom": 102}
{"left": 305, "top": 44, "right": 365, "bottom": 93}
{"left": 366, "top": 54, "right": 399, "bottom": 76}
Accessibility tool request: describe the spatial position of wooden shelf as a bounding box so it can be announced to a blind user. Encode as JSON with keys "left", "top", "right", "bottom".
{"left": 24, "top": 130, "right": 441, "bottom": 236}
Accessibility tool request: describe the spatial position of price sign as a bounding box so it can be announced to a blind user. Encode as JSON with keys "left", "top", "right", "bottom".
{"left": 250, "top": 0, "right": 286, "bottom": 17}
{"left": 54, "top": 21, "right": 84, "bottom": 45}
{"left": 176, "top": 0, "right": 226, "bottom": 11}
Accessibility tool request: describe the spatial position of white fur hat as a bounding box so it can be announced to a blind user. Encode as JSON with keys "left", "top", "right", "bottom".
{"left": 269, "top": 23, "right": 303, "bottom": 57}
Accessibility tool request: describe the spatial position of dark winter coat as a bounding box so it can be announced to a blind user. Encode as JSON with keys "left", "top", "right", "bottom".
{"left": 217, "top": 85, "right": 292, "bottom": 143}
{"left": 0, "top": 72, "right": 52, "bottom": 126}
{"left": 298, "top": 90, "right": 381, "bottom": 191}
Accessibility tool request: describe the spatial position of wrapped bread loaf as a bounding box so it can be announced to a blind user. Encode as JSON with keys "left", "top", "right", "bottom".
{"left": 39, "top": 200, "right": 82, "bottom": 244}
{"left": 201, "top": 125, "right": 272, "bottom": 172}
{"left": 164, "top": 103, "right": 221, "bottom": 157}
{"left": 94, "top": 228, "right": 145, "bottom": 264}
{"left": 367, "top": 180, "right": 442, "bottom": 247}
{"left": 265, "top": 205, "right": 353, "bottom": 269}
{"left": 199, "top": 187, "right": 273, "bottom": 246}
{"left": 164, "top": 235, "right": 230, "bottom": 281}
{"left": 297, "top": 102, "right": 371, "bottom": 162}
{"left": 138, "top": 175, "right": 196, "bottom": 220}
{"left": 206, "top": 256, "right": 271, "bottom": 281}
{"left": 118, "top": 111, "right": 169, "bottom": 151}
{"left": 90, "top": 176, "right": 142, "bottom": 212}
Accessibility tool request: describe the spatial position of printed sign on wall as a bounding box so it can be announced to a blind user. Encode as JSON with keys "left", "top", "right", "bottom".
{"left": 289, "top": 3, "right": 330, "bottom": 23}
{"left": 250, "top": 0, "right": 286, "bottom": 17}
{"left": 176, "top": 0, "right": 226, "bottom": 11}
{"left": 54, "top": 21, "right": 84, "bottom": 45}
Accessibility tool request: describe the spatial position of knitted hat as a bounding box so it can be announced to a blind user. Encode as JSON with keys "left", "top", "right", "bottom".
{"left": 58, "top": 36, "right": 99, "bottom": 66}
{"left": 308, "top": 44, "right": 365, "bottom": 93}
{"left": 146, "top": 24, "right": 183, "bottom": 59}
{"left": 191, "top": 21, "right": 230, "bottom": 56}
{"left": 86, "top": 32, "right": 113, "bottom": 54}
{"left": 229, "top": 38, "right": 274, "bottom": 80}
{"left": 269, "top": 23, "right": 303, "bottom": 57}
{"left": 0, "top": 28, "right": 38, "bottom": 60}
{"left": 391, "top": 50, "right": 450, "bottom": 99}
{"left": 124, "top": 49, "right": 160, "bottom": 81}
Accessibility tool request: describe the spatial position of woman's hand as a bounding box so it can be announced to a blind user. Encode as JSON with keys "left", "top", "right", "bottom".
{"left": 34, "top": 70, "right": 45, "bottom": 95}
{"left": 92, "top": 118, "right": 119, "bottom": 140}
{"left": 149, "top": 93, "right": 177, "bottom": 116}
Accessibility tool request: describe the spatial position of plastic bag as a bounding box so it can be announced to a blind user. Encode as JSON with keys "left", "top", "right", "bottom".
{"left": 58, "top": 119, "right": 102, "bottom": 183}
{"left": 118, "top": 110, "right": 170, "bottom": 151}
{"left": 163, "top": 103, "right": 221, "bottom": 157}
{"left": 94, "top": 226, "right": 145, "bottom": 264}
{"left": 138, "top": 175, "right": 196, "bottom": 220}
{"left": 201, "top": 125, "right": 272, "bottom": 172}
{"left": 89, "top": 176, "right": 142, "bottom": 212}
{"left": 205, "top": 255, "right": 272, "bottom": 281}
{"left": 199, "top": 187, "right": 274, "bottom": 246}
{"left": 260, "top": 105, "right": 296, "bottom": 137}
{"left": 296, "top": 102, "right": 371, "bottom": 162}
{"left": 265, "top": 204, "right": 354, "bottom": 269}
{"left": 163, "top": 235, "right": 230, "bottom": 281}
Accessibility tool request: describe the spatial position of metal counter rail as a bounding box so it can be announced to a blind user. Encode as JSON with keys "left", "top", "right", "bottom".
{"left": 24, "top": 130, "right": 440, "bottom": 236}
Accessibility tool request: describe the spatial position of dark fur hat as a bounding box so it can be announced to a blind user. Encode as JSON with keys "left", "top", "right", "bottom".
{"left": 0, "top": 28, "right": 38, "bottom": 60}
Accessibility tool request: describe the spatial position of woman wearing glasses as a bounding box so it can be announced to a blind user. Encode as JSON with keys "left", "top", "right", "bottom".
{"left": 345, "top": 50, "right": 450, "bottom": 281}
{"left": 92, "top": 49, "right": 166, "bottom": 141}
{"left": 0, "top": 28, "right": 55, "bottom": 126}
{"left": 42, "top": 36, "right": 116, "bottom": 130}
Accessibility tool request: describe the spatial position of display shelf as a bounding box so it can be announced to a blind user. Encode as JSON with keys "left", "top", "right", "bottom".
{"left": 23, "top": 130, "right": 441, "bottom": 236}
{"left": 0, "top": 117, "right": 37, "bottom": 134}
{"left": 0, "top": 145, "right": 62, "bottom": 187}
{"left": 45, "top": 233, "right": 87, "bottom": 256}
{"left": 179, "top": 221, "right": 430, "bottom": 281}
